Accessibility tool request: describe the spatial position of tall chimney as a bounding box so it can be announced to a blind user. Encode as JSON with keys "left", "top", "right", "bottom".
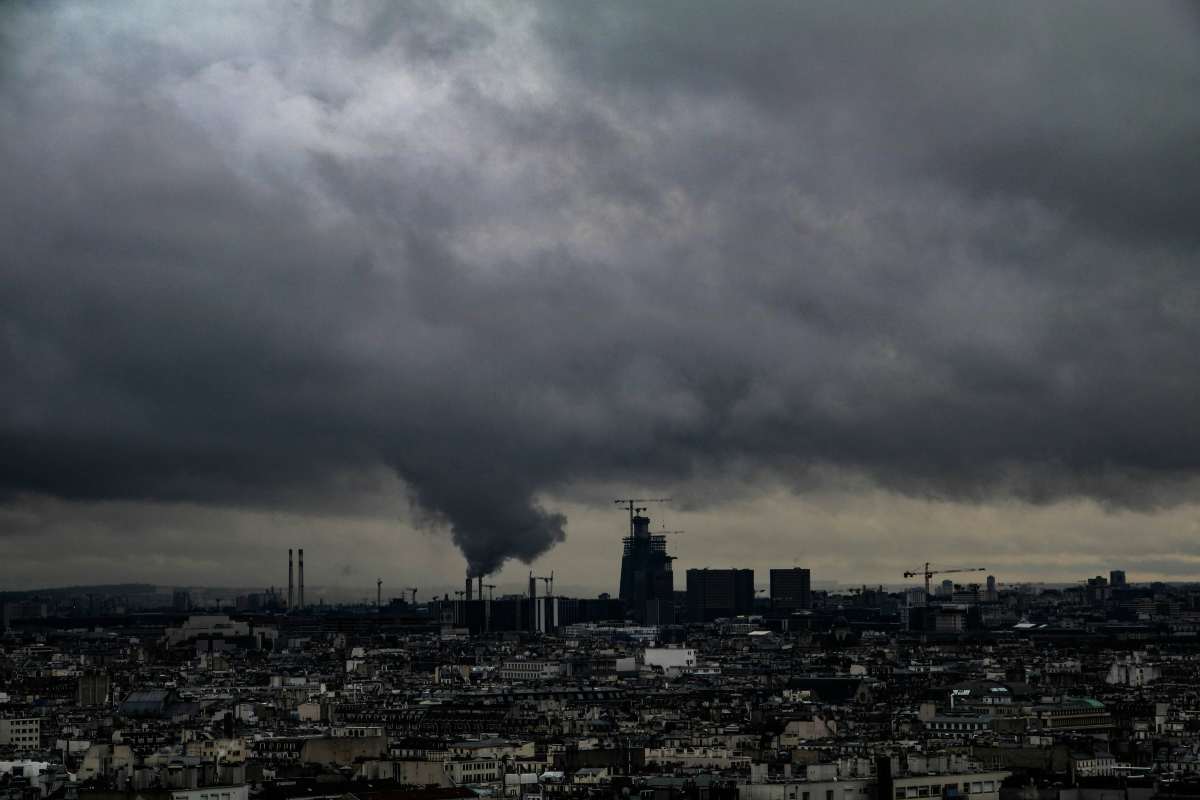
{"left": 529, "top": 571, "right": 536, "bottom": 600}
{"left": 465, "top": 576, "right": 473, "bottom": 601}
{"left": 298, "top": 548, "right": 305, "bottom": 609}
{"left": 478, "top": 576, "right": 484, "bottom": 601}
{"left": 288, "top": 549, "right": 294, "bottom": 609}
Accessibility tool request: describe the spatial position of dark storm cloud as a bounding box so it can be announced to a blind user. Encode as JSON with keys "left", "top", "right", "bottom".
{"left": 2, "top": 1, "right": 1199, "bottom": 575}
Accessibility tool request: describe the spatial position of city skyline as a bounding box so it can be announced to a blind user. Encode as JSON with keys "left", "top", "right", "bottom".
{"left": 0, "top": 493, "right": 1177, "bottom": 594}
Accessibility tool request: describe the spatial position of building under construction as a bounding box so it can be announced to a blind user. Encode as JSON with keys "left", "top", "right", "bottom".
{"left": 618, "top": 512, "right": 675, "bottom": 625}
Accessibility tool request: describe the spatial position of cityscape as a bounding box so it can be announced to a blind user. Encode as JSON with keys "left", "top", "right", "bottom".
{"left": 4, "top": 506, "right": 1200, "bottom": 800}
{"left": 4, "top": 4, "right": 1200, "bottom": 800}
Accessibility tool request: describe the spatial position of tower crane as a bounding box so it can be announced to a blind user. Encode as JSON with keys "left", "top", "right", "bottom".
{"left": 407, "top": 587, "right": 418, "bottom": 605}
{"left": 535, "top": 571, "right": 555, "bottom": 597}
{"left": 903, "top": 562, "right": 986, "bottom": 598}
{"left": 614, "top": 498, "right": 672, "bottom": 535}
{"left": 483, "top": 583, "right": 497, "bottom": 601}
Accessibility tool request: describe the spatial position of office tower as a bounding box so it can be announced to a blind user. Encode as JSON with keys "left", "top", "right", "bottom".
{"left": 618, "top": 512, "right": 675, "bottom": 624}
{"left": 770, "top": 567, "right": 812, "bottom": 610}
{"left": 939, "top": 578, "right": 954, "bottom": 597}
{"left": 986, "top": 575, "right": 998, "bottom": 602}
{"left": 1110, "top": 569, "right": 1127, "bottom": 588}
{"left": 686, "top": 568, "right": 754, "bottom": 622}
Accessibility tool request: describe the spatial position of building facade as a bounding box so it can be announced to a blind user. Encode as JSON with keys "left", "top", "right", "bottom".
{"left": 686, "top": 568, "right": 754, "bottom": 622}
{"left": 770, "top": 568, "right": 812, "bottom": 610}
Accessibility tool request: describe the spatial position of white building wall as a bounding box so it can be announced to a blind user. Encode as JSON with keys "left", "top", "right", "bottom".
{"left": 0, "top": 718, "right": 41, "bottom": 748}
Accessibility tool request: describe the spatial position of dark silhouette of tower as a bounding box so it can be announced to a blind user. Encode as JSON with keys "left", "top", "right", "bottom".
{"left": 618, "top": 513, "right": 675, "bottom": 624}
{"left": 687, "top": 568, "right": 754, "bottom": 622}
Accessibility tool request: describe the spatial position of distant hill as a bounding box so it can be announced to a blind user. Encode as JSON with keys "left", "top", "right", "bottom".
{"left": 0, "top": 583, "right": 160, "bottom": 601}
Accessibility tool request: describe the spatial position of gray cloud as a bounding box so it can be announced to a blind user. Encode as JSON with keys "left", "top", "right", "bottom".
{"left": 2, "top": 2, "right": 1200, "bottom": 578}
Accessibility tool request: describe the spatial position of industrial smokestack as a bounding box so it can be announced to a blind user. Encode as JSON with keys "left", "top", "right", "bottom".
{"left": 465, "top": 576, "right": 473, "bottom": 601}
{"left": 298, "top": 548, "right": 305, "bottom": 609}
{"left": 478, "top": 575, "right": 484, "bottom": 601}
{"left": 528, "top": 571, "right": 537, "bottom": 633}
{"left": 288, "top": 549, "right": 294, "bottom": 609}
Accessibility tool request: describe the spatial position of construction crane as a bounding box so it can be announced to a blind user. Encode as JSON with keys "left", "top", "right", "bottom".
{"left": 614, "top": 497, "right": 672, "bottom": 535}
{"left": 376, "top": 579, "right": 382, "bottom": 608}
{"left": 535, "top": 572, "right": 555, "bottom": 597}
{"left": 483, "top": 583, "right": 497, "bottom": 601}
{"left": 406, "top": 587, "right": 418, "bottom": 605}
{"left": 903, "top": 562, "right": 986, "bottom": 598}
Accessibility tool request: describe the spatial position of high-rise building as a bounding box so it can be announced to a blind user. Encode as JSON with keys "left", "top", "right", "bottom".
{"left": 686, "top": 568, "right": 754, "bottom": 622}
{"left": 985, "top": 575, "right": 998, "bottom": 602}
{"left": 1110, "top": 569, "right": 1127, "bottom": 588}
{"left": 618, "top": 513, "right": 675, "bottom": 624}
{"left": 939, "top": 579, "right": 954, "bottom": 597}
{"left": 770, "top": 567, "right": 812, "bottom": 610}
{"left": 1087, "top": 575, "right": 1110, "bottom": 605}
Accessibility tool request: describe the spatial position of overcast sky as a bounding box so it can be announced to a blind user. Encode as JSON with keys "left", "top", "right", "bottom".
{"left": 3, "top": 2, "right": 1200, "bottom": 596}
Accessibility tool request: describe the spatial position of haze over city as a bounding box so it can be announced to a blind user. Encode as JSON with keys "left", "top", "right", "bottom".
{"left": 3, "top": 2, "right": 1200, "bottom": 593}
